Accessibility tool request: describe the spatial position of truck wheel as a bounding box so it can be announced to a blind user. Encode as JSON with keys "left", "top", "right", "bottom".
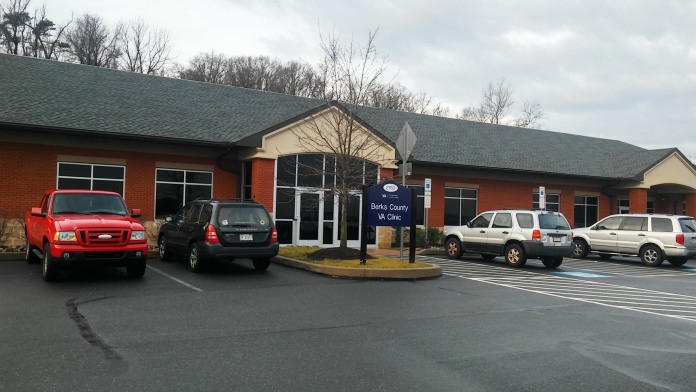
{"left": 158, "top": 236, "right": 172, "bottom": 261}
{"left": 640, "top": 245, "right": 663, "bottom": 267}
{"left": 42, "top": 243, "right": 60, "bottom": 282}
{"left": 445, "top": 237, "right": 463, "bottom": 259}
{"left": 188, "top": 242, "right": 205, "bottom": 273}
{"left": 668, "top": 257, "right": 688, "bottom": 267}
{"left": 252, "top": 258, "right": 271, "bottom": 271}
{"left": 572, "top": 239, "right": 589, "bottom": 259}
{"left": 541, "top": 257, "right": 563, "bottom": 268}
{"left": 126, "top": 260, "right": 146, "bottom": 278}
{"left": 504, "top": 244, "right": 526, "bottom": 267}
{"left": 25, "top": 236, "right": 40, "bottom": 264}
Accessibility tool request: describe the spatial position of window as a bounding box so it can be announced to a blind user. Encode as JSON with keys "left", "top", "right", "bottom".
{"left": 574, "top": 196, "right": 598, "bottom": 228}
{"left": 516, "top": 213, "right": 534, "bottom": 229}
{"left": 539, "top": 214, "right": 571, "bottom": 230}
{"left": 470, "top": 213, "right": 493, "bottom": 228}
{"left": 409, "top": 185, "right": 425, "bottom": 226}
{"left": 242, "top": 162, "right": 252, "bottom": 200}
{"left": 596, "top": 216, "right": 623, "bottom": 230}
{"left": 57, "top": 162, "right": 125, "bottom": 196}
{"left": 444, "top": 187, "right": 477, "bottom": 226}
{"left": 492, "top": 213, "right": 512, "bottom": 228}
{"left": 651, "top": 217, "right": 673, "bottom": 232}
{"left": 621, "top": 216, "right": 647, "bottom": 231}
{"left": 532, "top": 192, "right": 560, "bottom": 212}
{"left": 274, "top": 153, "right": 379, "bottom": 245}
{"left": 618, "top": 199, "right": 629, "bottom": 214}
{"left": 155, "top": 168, "right": 212, "bottom": 218}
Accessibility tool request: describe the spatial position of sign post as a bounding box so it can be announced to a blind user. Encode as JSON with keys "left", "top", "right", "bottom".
{"left": 395, "top": 122, "right": 416, "bottom": 260}
{"left": 424, "top": 178, "right": 431, "bottom": 247}
{"left": 539, "top": 186, "right": 546, "bottom": 211}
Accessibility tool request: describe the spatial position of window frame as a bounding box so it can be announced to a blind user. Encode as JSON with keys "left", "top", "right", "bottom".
{"left": 155, "top": 168, "right": 213, "bottom": 218}
{"left": 56, "top": 162, "right": 126, "bottom": 196}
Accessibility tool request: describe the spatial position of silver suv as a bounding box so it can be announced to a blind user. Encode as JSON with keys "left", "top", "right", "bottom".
{"left": 572, "top": 213, "right": 696, "bottom": 266}
{"left": 443, "top": 209, "right": 574, "bottom": 268}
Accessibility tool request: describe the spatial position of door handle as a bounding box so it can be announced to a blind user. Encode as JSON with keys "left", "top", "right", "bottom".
{"left": 480, "top": 230, "right": 486, "bottom": 233}
{"left": 610, "top": 232, "right": 616, "bottom": 235}
{"left": 638, "top": 233, "right": 646, "bottom": 236}
{"left": 502, "top": 231, "right": 509, "bottom": 234}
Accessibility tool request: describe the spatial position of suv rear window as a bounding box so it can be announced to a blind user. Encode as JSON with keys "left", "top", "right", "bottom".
{"left": 678, "top": 218, "right": 696, "bottom": 233}
{"left": 516, "top": 213, "right": 534, "bottom": 229}
{"left": 538, "top": 213, "right": 571, "bottom": 230}
{"left": 217, "top": 205, "right": 271, "bottom": 228}
{"left": 651, "top": 217, "right": 674, "bottom": 232}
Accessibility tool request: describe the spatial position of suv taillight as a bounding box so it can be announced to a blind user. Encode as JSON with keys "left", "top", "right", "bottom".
{"left": 676, "top": 234, "right": 685, "bottom": 245}
{"left": 205, "top": 224, "right": 219, "bottom": 243}
{"left": 532, "top": 230, "right": 541, "bottom": 241}
{"left": 270, "top": 226, "right": 278, "bottom": 243}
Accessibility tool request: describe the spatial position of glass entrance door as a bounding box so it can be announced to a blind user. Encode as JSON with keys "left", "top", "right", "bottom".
{"left": 296, "top": 191, "right": 322, "bottom": 246}
{"left": 337, "top": 193, "right": 361, "bottom": 248}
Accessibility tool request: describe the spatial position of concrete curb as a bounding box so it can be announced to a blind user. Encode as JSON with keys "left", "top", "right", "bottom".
{"left": 273, "top": 256, "right": 442, "bottom": 280}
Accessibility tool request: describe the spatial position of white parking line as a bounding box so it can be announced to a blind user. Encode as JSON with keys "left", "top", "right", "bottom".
{"left": 148, "top": 265, "right": 204, "bottom": 292}
{"left": 426, "top": 257, "right": 696, "bottom": 322}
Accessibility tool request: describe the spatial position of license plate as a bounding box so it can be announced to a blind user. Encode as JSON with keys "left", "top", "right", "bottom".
{"left": 240, "top": 234, "right": 253, "bottom": 241}
{"left": 552, "top": 237, "right": 561, "bottom": 243}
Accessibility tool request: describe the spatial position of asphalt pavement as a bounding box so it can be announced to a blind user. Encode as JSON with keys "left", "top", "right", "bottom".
{"left": 3, "top": 254, "right": 696, "bottom": 391}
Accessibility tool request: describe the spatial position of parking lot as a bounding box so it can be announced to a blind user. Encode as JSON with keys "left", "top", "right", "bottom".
{"left": 3, "top": 254, "right": 696, "bottom": 391}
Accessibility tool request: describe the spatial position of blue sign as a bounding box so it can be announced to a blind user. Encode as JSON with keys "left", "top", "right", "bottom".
{"left": 367, "top": 180, "right": 412, "bottom": 226}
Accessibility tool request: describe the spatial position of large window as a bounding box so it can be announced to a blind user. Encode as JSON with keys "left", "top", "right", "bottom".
{"left": 409, "top": 185, "right": 425, "bottom": 226}
{"left": 444, "top": 187, "right": 478, "bottom": 226}
{"left": 275, "top": 154, "right": 378, "bottom": 245}
{"left": 533, "top": 192, "right": 560, "bottom": 212}
{"left": 155, "top": 168, "right": 212, "bottom": 217}
{"left": 57, "top": 162, "right": 125, "bottom": 195}
{"left": 574, "top": 195, "right": 598, "bottom": 228}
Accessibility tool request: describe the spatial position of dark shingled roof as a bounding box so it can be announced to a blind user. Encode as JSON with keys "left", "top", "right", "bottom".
{"left": 0, "top": 53, "right": 673, "bottom": 179}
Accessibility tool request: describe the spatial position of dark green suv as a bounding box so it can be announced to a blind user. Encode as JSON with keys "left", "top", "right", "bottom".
{"left": 157, "top": 199, "right": 279, "bottom": 272}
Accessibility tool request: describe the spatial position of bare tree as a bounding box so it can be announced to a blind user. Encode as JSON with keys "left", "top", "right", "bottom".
{"left": 458, "top": 77, "right": 546, "bottom": 128}
{"left": 0, "top": 0, "right": 30, "bottom": 54}
{"left": 65, "top": 13, "right": 122, "bottom": 67}
{"left": 26, "top": 5, "right": 71, "bottom": 59}
{"left": 120, "top": 18, "right": 172, "bottom": 74}
{"left": 292, "top": 29, "right": 393, "bottom": 250}
{"left": 177, "top": 51, "right": 228, "bottom": 83}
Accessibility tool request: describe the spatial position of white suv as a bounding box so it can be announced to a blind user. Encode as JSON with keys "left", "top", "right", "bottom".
{"left": 572, "top": 213, "right": 696, "bottom": 266}
{"left": 443, "top": 209, "right": 574, "bottom": 268}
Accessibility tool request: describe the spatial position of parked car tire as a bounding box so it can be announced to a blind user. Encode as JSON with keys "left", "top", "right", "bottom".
{"left": 481, "top": 254, "right": 496, "bottom": 261}
{"left": 572, "top": 239, "right": 589, "bottom": 259}
{"left": 504, "top": 244, "right": 526, "bottom": 267}
{"left": 541, "top": 257, "right": 563, "bottom": 268}
{"left": 445, "top": 237, "right": 463, "bottom": 259}
{"left": 667, "top": 257, "right": 688, "bottom": 267}
{"left": 158, "top": 236, "right": 172, "bottom": 261}
{"left": 25, "top": 236, "right": 40, "bottom": 264}
{"left": 640, "top": 245, "right": 663, "bottom": 267}
{"left": 126, "top": 260, "right": 146, "bottom": 278}
{"left": 42, "top": 243, "right": 59, "bottom": 282}
{"left": 188, "top": 242, "right": 205, "bottom": 272}
{"left": 252, "top": 258, "right": 271, "bottom": 271}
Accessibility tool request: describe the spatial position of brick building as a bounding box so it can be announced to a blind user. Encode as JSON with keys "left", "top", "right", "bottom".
{"left": 2, "top": 54, "right": 696, "bottom": 249}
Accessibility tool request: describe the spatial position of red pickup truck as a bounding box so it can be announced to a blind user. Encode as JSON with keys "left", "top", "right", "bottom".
{"left": 25, "top": 189, "right": 148, "bottom": 281}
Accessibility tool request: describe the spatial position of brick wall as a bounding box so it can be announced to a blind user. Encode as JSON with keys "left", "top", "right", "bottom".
{"left": 0, "top": 141, "right": 239, "bottom": 220}
{"left": 250, "top": 158, "right": 276, "bottom": 213}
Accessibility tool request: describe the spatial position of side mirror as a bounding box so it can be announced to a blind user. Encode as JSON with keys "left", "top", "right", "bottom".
{"left": 466, "top": 221, "right": 472, "bottom": 228}
{"left": 130, "top": 208, "right": 141, "bottom": 218}
{"left": 165, "top": 216, "right": 173, "bottom": 223}
{"left": 31, "top": 207, "right": 46, "bottom": 217}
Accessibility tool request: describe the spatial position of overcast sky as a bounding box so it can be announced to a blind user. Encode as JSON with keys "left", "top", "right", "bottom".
{"left": 43, "top": 0, "right": 696, "bottom": 156}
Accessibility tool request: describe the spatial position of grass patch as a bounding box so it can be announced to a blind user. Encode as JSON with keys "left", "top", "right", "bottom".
{"left": 278, "top": 246, "right": 432, "bottom": 269}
